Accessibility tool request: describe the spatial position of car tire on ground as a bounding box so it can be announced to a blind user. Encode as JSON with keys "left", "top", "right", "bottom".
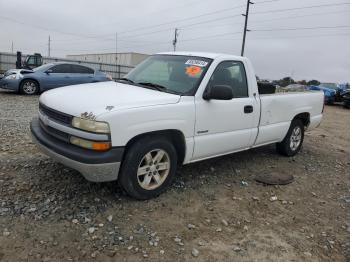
{"left": 20, "top": 80, "right": 39, "bottom": 95}
{"left": 118, "top": 136, "right": 178, "bottom": 200}
{"left": 276, "top": 119, "right": 304, "bottom": 157}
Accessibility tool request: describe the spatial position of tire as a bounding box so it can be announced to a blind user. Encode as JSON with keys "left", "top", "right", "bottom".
{"left": 118, "top": 136, "right": 178, "bottom": 200}
{"left": 276, "top": 119, "right": 304, "bottom": 157}
{"left": 20, "top": 79, "right": 39, "bottom": 95}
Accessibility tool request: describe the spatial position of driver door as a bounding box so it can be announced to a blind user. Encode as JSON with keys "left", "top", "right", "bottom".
{"left": 44, "top": 64, "right": 72, "bottom": 89}
{"left": 193, "top": 61, "right": 259, "bottom": 160}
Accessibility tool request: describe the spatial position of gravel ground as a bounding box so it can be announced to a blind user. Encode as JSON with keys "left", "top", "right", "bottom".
{"left": 0, "top": 89, "right": 349, "bottom": 262}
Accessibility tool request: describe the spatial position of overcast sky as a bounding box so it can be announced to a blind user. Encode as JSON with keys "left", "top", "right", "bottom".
{"left": 0, "top": 0, "right": 349, "bottom": 82}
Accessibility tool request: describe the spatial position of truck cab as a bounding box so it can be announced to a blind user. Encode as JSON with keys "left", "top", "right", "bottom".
{"left": 16, "top": 52, "right": 43, "bottom": 70}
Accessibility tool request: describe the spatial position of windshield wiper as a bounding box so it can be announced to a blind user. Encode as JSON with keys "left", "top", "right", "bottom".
{"left": 117, "top": 77, "right": 134, "bottom": 84}
{"left": 137, "top": 82, "right": 168, "bottom": 91}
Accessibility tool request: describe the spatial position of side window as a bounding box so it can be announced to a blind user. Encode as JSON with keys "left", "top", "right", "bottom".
{"left": 71, "top": 65, "right": 94, "bottom": 74}
{"left": 210, "top": 61, "right": 248, "bottom": 98}
{"left": 26, "top": 56, "right": 35, "bottom": 65}
{"left": 50, "top": 64, "right": 72, "bottom": 73}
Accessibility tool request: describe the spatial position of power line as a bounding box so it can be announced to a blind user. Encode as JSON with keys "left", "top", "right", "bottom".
{"left": 248, "top": 33, "right": 350, "bottom": 40}
{"left": 51, "top": 32, "right": 350, "bottom": 54}
{"left": 0, "top": 15, "right": 114, "bottom": 41}
{"left": 250, "top": 9, "right": 350, "bottom": 24}
{"left": 55, "top": 14, "right": 244, "bottom": 42}
{"left": 100, "top": 0, "right": 286, "bottom": 35}
{"left": 100, "top": 3, "right": 246, "bottom": 36}
{"left": 107, "top": 13, "right": 244, "bottom": 40}
{"left": 97, "top": 0, "right": 206, "bottom": 27}
{"left": 178, "top": 32, "right": 350, "bottom": 43}
{"left": 53, "top": 7, "right": 350, "bottom": 44}
{"left": 181, "top": 31, "right": 242, "bottom": 42}
{"left": 254, "top": 0, "right": 282, "bottom": 4}
{"left": 251, "top": 2, "right": 350, "bottom": 15}
{"left": 253, "top": 25, "right": 350, "bottom": 32}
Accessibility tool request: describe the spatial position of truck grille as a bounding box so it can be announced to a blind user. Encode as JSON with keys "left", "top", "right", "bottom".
{"left": 39, "top": 103, "right": 72, "bottom": 125}
{"left": 39, "top": 119, "right": 70, "bottom": 143}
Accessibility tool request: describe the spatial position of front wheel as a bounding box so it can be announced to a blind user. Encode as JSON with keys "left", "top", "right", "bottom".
{"left": 20, "top": 80, "right": 39, "bottom": 95}
{"left": 118, "top": 136, "right": 178, "bottom": 200}
{"left": 276, "top": 119, "right": 304, "bottom": 157}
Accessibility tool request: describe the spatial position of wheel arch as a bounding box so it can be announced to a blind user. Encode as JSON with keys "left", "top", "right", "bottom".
{"left": 124, "top": 129, "right": 187, "bottom": 165}
{"left": 292, "top": 112, "right": 310, "bottom": 127}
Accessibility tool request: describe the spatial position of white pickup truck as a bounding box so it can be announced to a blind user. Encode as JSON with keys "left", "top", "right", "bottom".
{"left": 31, "top": 52, "right": 324, "bottom": 199}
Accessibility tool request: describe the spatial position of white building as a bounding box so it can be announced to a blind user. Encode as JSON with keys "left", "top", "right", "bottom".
{"left": 66, "top": 52, "right": 149, "bottom": 67}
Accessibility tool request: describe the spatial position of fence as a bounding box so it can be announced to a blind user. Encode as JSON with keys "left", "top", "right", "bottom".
{"left": 0, "top": 52, "right": 134, "bottom": 79}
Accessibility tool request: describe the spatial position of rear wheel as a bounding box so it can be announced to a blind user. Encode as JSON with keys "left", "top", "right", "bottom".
{"left": 20, "top": 80, "right": 39, "bottom": 95}
{"left": 276, "top": 119, "right": 304, "bottom": 156}
{"left": 118, "top": 136, "right": 178, "bottom": 200}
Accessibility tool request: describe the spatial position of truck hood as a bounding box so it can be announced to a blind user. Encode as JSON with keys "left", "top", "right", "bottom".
{"left": 39, "top": 81, "right": 181, "bottom": 117}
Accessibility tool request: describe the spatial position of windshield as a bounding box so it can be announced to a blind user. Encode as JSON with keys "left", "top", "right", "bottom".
{"left": 33, "top": 63, "right": 53, "bottom": 72}
{"left": 125, "top": 55, "right": 212, "bottom": 95}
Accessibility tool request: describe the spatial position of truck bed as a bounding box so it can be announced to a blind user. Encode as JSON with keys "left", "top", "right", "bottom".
{"left": 254, "top": 91, "right": 324, "bottom": 146}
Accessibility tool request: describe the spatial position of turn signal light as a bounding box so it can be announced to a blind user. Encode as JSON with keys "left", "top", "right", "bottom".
{"left": 92, "top": 142, "right": 111, "bottom": 151}
{"left": 70, "top": 136, "right": 111, "bottom": 151}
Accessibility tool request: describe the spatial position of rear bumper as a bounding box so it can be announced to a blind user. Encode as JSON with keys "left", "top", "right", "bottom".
{"left": 30, "top": 118, "right": 124, "bottom": 182}
{"left": 0, "top": 78, "right": 20, "bottom": 91}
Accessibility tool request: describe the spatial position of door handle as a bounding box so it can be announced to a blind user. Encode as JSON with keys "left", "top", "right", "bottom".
{"left": 244, "top": 105, "right": 253, "bottom": 113}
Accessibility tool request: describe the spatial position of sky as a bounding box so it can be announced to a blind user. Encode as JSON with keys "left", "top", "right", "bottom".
{"left": 0, "top": 0, "right": 349, "bottom": 83}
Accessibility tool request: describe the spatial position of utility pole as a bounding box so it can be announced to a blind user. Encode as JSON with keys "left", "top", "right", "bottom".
{"left": 11, "top": 41, "right": 14, "bottom": 53}
{"left": 48, "top": 35, "right": 51, "bottom": 57}
{"left": 115, "top": 32, "right": 119, "bottom": 79}
{"left": 172, "top": 28, "right": 179, "bottom": 52}
{"left": 241, "top": 0, "right": 254, "bottom": 56}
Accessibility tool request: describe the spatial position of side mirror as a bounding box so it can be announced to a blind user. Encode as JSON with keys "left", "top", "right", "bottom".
{"left": 45, "top": 69, "right": 53, "bottom": 74}
{"left": 203, "top": 85, "right": 233, "bottom": 100}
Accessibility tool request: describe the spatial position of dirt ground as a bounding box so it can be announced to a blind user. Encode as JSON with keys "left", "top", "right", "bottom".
{"left": 0, "top": 90, "right": 349, "bottom": 262}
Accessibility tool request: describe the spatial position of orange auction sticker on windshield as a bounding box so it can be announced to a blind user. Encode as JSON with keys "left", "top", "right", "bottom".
{"left": 185, "top": 65, "right": 201, "bottom": 76}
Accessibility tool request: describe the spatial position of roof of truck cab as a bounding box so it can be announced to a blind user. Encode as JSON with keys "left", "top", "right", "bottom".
{"left": 157, "top": 51, "right": 245, "bottom": 60}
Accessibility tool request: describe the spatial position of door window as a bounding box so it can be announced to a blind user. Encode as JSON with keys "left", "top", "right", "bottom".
{"left": 50, "top": 64, "right": 72, "bottom": 73}
{"left": 71, "top": 65, "right": 94, "bottom": 74}
{"left": 209, "top": 61, "right": 248, "bottom": 98}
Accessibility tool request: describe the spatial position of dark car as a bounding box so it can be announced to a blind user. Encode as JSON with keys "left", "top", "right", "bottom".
{"left": 343, "top": 90, "right": 350, "bottom": 108}
{"left": 0, "top": 62, "right": 112, "bottom": 95}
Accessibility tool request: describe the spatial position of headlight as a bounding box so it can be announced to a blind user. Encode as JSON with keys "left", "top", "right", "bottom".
{"left": 106, "top": 74, "right": 113, "bottom": 81}
{"left": 5, "top": 74, "right": 16, "bottom": 80}
{"left": 72, "top": 117, "right": 110, "bottom": 133}
{"left": 70, "top": 136, "right": 111, "bottom": 151}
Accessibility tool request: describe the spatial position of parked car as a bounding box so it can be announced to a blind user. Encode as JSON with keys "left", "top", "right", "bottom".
{"left": 309, "top": 85, "right": 336, "bottom": 104}
{"left": 319, "top": 82, "right": 349, "bottom": 103}
{"left": 283, "top": 84, "right": 309, "bottom": 92}
{"left": 0, "top": 62, "right": 112, "bottom": 95}
{"left": 343, "top": 89, "right": 350, "bottom": 108}
{"left": 30, "top": 52, "right": 324, "bottom": 199}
